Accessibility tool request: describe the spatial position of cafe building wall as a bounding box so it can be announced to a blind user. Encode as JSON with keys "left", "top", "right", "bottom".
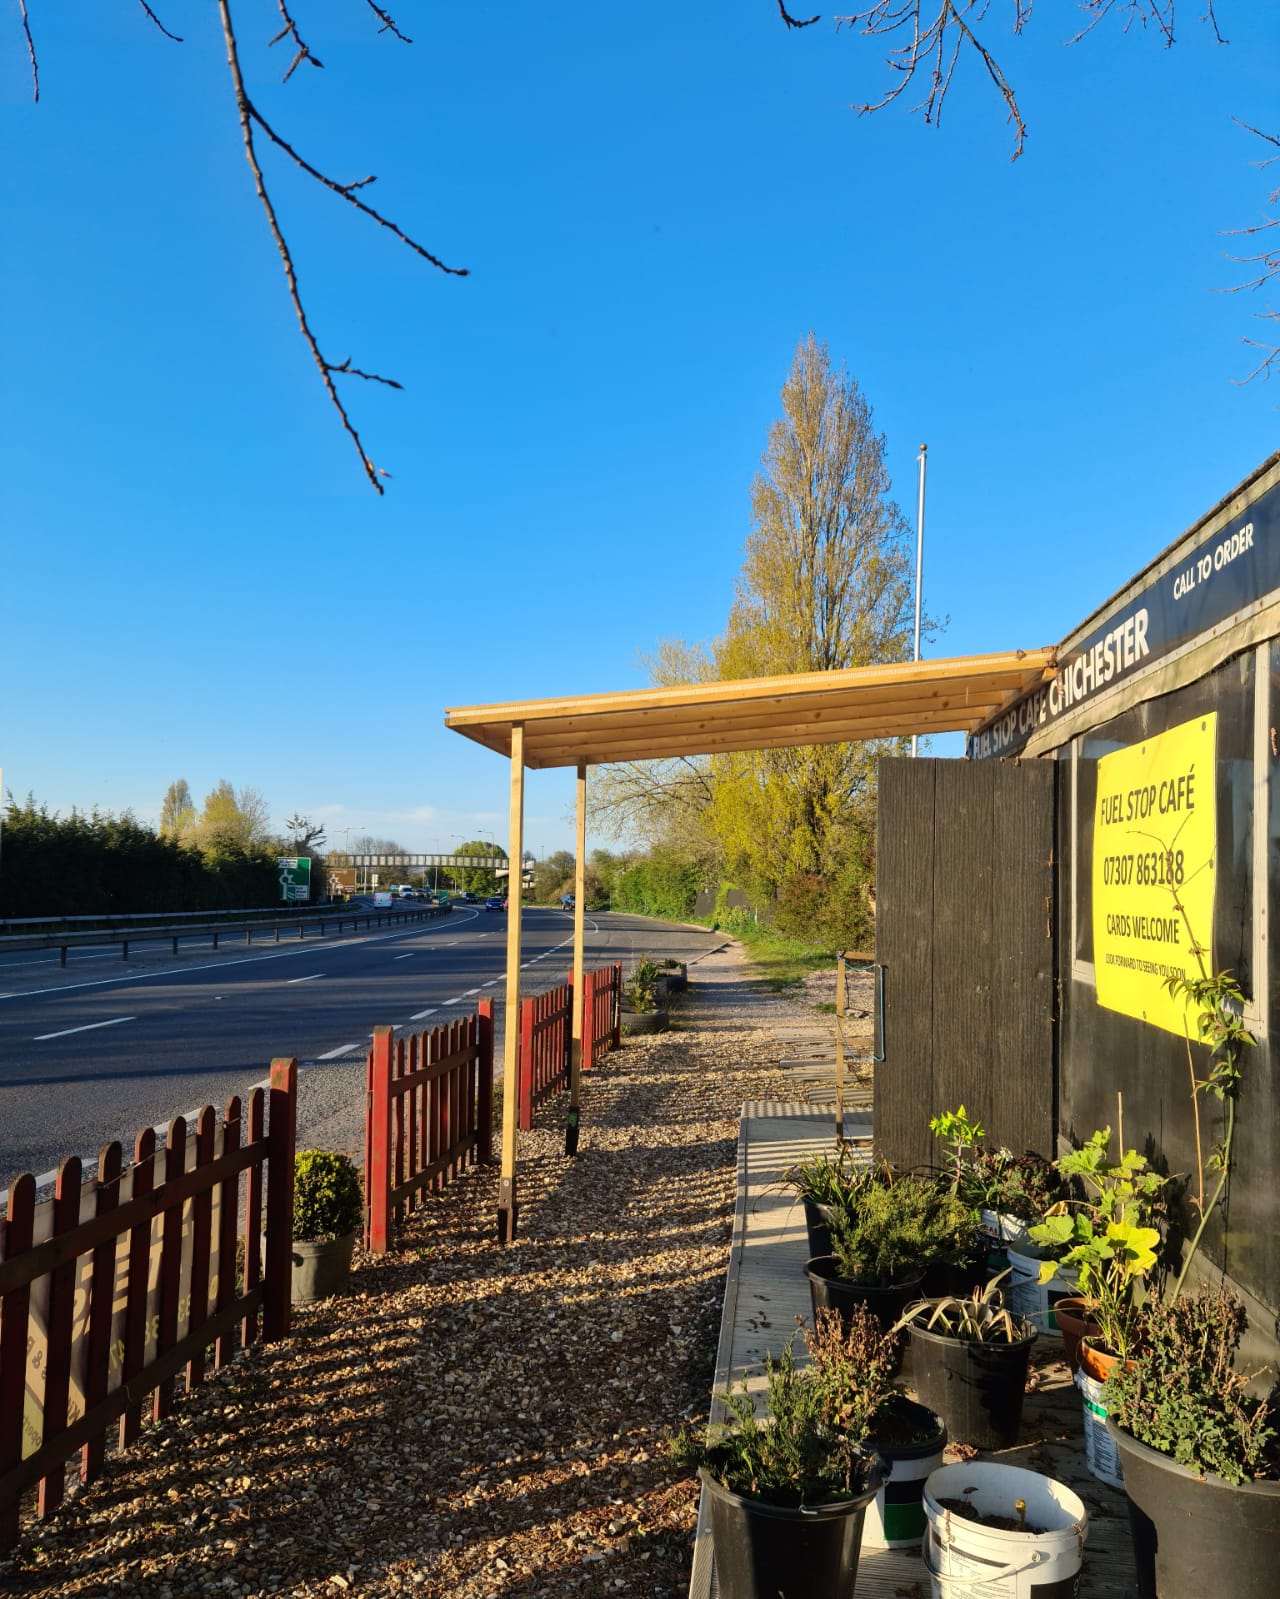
{"left": 969, "top": 450, "right": 1280, "bottom": 1350}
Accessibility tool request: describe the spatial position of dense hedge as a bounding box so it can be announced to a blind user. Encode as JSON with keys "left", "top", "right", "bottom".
{"left": 612, "top": 851, "right": 704, "bottom": 921}
{"left": 0, "top": 797, "right": 283, "bottom": 917}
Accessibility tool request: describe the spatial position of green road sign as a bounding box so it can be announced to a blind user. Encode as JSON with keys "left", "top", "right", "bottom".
{"left": 277, "top": 856, "right": 312, "bottom": 903}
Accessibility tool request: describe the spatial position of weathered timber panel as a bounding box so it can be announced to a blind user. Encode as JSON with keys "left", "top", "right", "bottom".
{"left": 875, "top": 757, "right": 1056, "bottom": 1169}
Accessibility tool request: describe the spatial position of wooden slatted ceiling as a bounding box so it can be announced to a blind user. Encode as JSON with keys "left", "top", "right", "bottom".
{"left": 445, "top": 649, "right": 1057, "bottom": 769}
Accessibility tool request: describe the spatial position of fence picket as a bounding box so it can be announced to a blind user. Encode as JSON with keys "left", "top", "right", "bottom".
{"left": 119, "top": 1127, "right": 155, "bottom": 1449}
{"left": 0, "top": 1175, "right": 36, "bottom": 1547}
{"left": 81, "top": 1142, "right": 121, "bottom": 1481}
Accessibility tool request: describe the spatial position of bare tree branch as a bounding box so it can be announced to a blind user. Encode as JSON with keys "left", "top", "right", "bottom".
{"left": 269, "top": 1, "right": 322, "bottom": 82}
{"left": 835, "top": 3, "right": 1032, "bottom": 160}
{"left": 363, "top": 1, "right": 412, "bottom": 44}
{"left": 136, "top": 1, "right": 184, "bottom": 44}
{"left": 217, "top": 0, "right": 385, "bottom": 490}
{"left": 1221, "top": 121, "right": 1280, "bottom": 383}
{"left": 215, "top": 0, "right": 467, "bottom": 491}
{"left": 18, "top": 0, "right": 37, "bottom": 101}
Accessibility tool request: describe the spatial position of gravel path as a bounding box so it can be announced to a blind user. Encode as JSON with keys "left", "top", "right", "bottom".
{"left": 1, "top": 943, "right": 812, "bottom": 1599}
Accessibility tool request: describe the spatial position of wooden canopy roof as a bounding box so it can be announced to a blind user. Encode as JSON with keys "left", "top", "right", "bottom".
{"left": 445, "top": 649, "right": 1057, "bottom": 769}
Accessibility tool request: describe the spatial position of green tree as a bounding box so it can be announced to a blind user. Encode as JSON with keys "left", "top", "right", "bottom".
{"left": 194, "top": 781, "right": 273, "bottom": 851}
{"left": 159, "top": 778, "right": 195, "bottom": 840}
{"left": 284, "top": 814, "right": 327, "bottom": 850}
{"left": 531, "top": 849, "right": 577, "bottom": 903}
{"left": 451, "top": 840, "right": 508, "bottom": 896}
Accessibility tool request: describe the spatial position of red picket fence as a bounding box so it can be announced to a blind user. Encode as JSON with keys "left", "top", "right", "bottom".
{"left": 364, "top": 1003, "right": 494, "bottom": 1254}
{"left": 517, "top": 963, "right": 622, "bottom": 1131}
{"left": 0, "top": 1060, "right": 297, "bottom": 1551}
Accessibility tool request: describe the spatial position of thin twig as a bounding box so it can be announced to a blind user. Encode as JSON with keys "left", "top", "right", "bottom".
{"left": 216, "top": 0, "right": 383, "bottom": 491}
{"left": 363, "top": 1, "right": 413, "bottom": 43}
{"left": 269, "top": 1, "right": 322, "bottom": 82}
{"left": 136, "top": 0, "right": 184, "bottom": 43}
{"left": 777, "top": 2, "right": 822, "bottom": 27}
{"left": 18, "top": 0, "right": 38, "bottom": 101}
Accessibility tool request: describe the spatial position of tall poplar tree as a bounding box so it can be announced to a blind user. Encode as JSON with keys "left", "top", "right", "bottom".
{"left": 707, "top": 334, "right": 917, "bottom": 892}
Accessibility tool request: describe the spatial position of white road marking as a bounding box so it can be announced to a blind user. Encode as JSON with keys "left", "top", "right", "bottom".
{"left": 34, "top": 1016, "right": 135, "bottom": 1041}
{"left": 286, "top": 974, "right": 325, "bottom": 984}
{"left": 394, "top": 953, "right": 415, "bottom": 961}
{"left": 482, "top": 979, "right": 499, "bottom": 987}
{"left": 463, "top": 987, "right": 482, "bottom": 997}
{"left": 318, "top": 1041, "right": 361, "bottom": 1060}
{"left": 409, "top": 1008, "right": 438, "bottom": 1021}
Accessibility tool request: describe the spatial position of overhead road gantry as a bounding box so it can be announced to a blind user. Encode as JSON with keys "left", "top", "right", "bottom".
{"left": 445, "top": 648, "right": 1057, "bottom": 1243}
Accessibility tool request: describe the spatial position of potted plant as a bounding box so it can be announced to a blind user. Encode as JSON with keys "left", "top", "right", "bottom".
{"left": 892, "top": 1272, "right": 1038, "bottom": 1450}
{"left": 1026, "top": 1125, "right": 1168, "bottom": 1365}
{"left": 783, "top": 1147, "right": 880, "bottom": 1260}
{"left": 290, "top": 1149, "right": 363, "bottom": 1304}
{"left": 1106, "top": 1288, "right": 1280, "bottom": 1599}
{"left": 808, "top": 1304, "right": 947, "bottom": 1551}
{"left": 805, "top": 1173, "right": 970, "bottom": 1345}
{"left": 657, "top": 955, "right": 688, "bottom": 991}
{"left": 667, "top": 1319, "right": 883, "bottom": 1599}
{"left": 1099, "top": 967, "right": 1278, "bottom": 1599}
{"left": 620, "top": 954, "right": 669, "bottom": 1034}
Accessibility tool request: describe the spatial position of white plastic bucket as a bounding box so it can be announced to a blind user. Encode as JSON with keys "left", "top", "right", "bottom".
{"left": 979, "top": 1210, "right": 1034, "bottom": 1248}
{"left": 862, "top": 1438, "right": 945, "bottom": 1549}
{"left": 923, "top": 1462, "right": 1088, "bottom": 1599}
{"left": 1075, "top": 1367, "right": 1124, "bottom": 1490}
{"left": 1004, "top": 1246, "right": 1076, "bottom": 1338}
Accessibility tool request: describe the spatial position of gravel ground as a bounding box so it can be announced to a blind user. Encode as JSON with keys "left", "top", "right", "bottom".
{"left": 1, "top": 945, "right": 808, "bottom": 1599}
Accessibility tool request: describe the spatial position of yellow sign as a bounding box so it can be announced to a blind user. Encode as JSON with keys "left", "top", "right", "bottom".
{"left": 1092, "top": 714, "right": 1216, "bottom": 1034}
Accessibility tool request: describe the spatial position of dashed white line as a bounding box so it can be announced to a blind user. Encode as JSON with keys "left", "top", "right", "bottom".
{"left": 34, "top": 1016, "right": 135, "bottom": 1041}
{"left": 394, "top": 954, "right": 415, "bottom": 961}
{"left": 409, "top": 1008, "right": 439, "bottom": 1021}
{"left": 482, "top": 979, "right": 499, "bottom": 987}
{"left": 318, "top": 1041, "right": 361, "bottom": 1060}
{"left": 286, "top": 974, "right": 325, "bottom": 984}
{"left": 463, "top": 987, "right": 482, "bottom": 997}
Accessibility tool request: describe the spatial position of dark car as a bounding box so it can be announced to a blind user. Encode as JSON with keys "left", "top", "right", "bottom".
{"left": 484, "top": 896, "right": 505, "bottom": 912}
{"left": 463, "top": 891, "right": 479, "bottom": 905}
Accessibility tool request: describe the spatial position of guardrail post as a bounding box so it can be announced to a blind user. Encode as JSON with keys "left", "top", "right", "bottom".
{"left": 263, "top": 1057, "right": 297, "bottom": 1342}
{"left": 60, "top": 945, "right": 68, "bottom": 967}
{"left": 121, "top": 940, "right": 128, "bottom": 961}
{"left": 366, "top": 1028, "right": 394, "bottom": 1254}
{"left": 477, "top": 1000, "right": 494, "bottom": 1164}
{"left": 611, "top": 962, "right": 622, "bottom": 1048}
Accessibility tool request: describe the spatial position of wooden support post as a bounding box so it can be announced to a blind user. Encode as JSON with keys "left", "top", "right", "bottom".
{"left": 497, "top": 723, "right": 525, "bottom": 1245}
{"left": 835, "top": 951, "right": 847, "bottom": 1145}
{"left": 566, "top": 763, "right": 587, "bottom": 1156}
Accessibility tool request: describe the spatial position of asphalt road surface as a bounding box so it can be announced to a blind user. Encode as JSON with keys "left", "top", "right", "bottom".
{"left": 0, "top": 907, "right": 722, "bottom": 1193}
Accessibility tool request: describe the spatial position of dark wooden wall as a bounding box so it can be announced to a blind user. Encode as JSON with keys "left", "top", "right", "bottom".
{"left": 874, "top": 757, "right": 1058, "bottom": 1170}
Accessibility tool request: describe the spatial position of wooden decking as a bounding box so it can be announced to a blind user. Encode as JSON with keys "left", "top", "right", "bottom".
{"left": 688, "top": 1103, "right": 1138, "bottom": 1598}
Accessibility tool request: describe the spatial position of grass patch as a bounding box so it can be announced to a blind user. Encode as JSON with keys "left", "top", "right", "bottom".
{"left": 710, "top": 920, "right": 837, "bottom": 993}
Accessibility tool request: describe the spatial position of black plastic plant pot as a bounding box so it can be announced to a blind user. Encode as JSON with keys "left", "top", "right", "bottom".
{"left": 699, "top": 1463, "right": 882, "bottom": 1599}
{"left": 801, "top": 1197, "right": 834, "bottom": 1261}
{"left": 1107, "top": 1421, "right": 1280, "bottom": 1599}
{"left": 805, "top": 1257, "right": 926, "bottom": 1332}
{"left": 905, "top": 1313, "right": 1037, "bottom": 1451}
{"left": 922, "top": 1239, "right": 988, "bottom": 1300}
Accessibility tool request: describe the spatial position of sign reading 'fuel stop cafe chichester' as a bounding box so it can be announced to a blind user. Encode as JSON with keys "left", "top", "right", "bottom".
{"left": 1092, "top": 714, "right": 1217, "bottom": 1036}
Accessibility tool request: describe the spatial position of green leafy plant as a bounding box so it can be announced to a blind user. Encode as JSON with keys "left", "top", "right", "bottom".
{"left": 929, "top": 1105, "right": 986, "bottom": 1194}
{"left": 1163, "top": 968, "right": 1255, "bottom": 1296}
{"left": 891, "top": 1270, "right": 1032, "bottom": 1344}
{"left": 963, "top": 1147, "right": 1067, "bottom": 1221}
{"left": 623, "top": 954, "right": 664, "bottom": 1012}
{"left": 1028, "top": 1127, "right": 1168, "bottom": 1358}
{"left": 292, "top": 1150, "right": 363, "bottom": 1242}
{"left": 782, "top": 1146, "right": 880, "bottom": 1212}
{"left": 1106, "top": 1288, "right": 1279, "bottom": 1484}
{"left": 830, "top": 1173, "right": 974, "bottom": 1287}
{"left": 666, "top": 1310, "right": 884, "bottom": 1506}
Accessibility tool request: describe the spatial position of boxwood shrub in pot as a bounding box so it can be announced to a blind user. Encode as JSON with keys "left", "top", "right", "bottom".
{"left": 667, "top": 1316, "right": 883, "bottom": 1599}
{"left": 806, "top": 1173, "right": 971, "bottom": 1349}
{"left": 290, "top": 1149, "right": 363, "bottom": 1304}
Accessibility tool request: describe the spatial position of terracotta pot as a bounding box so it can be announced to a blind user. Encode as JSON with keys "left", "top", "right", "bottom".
{"left": 1054, "top": 1296, "right": 1102, "bottom": 1374}
{"left": 1078, "top": 1334, "right": 1124, "bottom": 1383}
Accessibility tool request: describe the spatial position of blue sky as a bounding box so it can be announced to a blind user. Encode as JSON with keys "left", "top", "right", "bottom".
{"left": 3, "top": 3, "right": 1277, "bottom": 858}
